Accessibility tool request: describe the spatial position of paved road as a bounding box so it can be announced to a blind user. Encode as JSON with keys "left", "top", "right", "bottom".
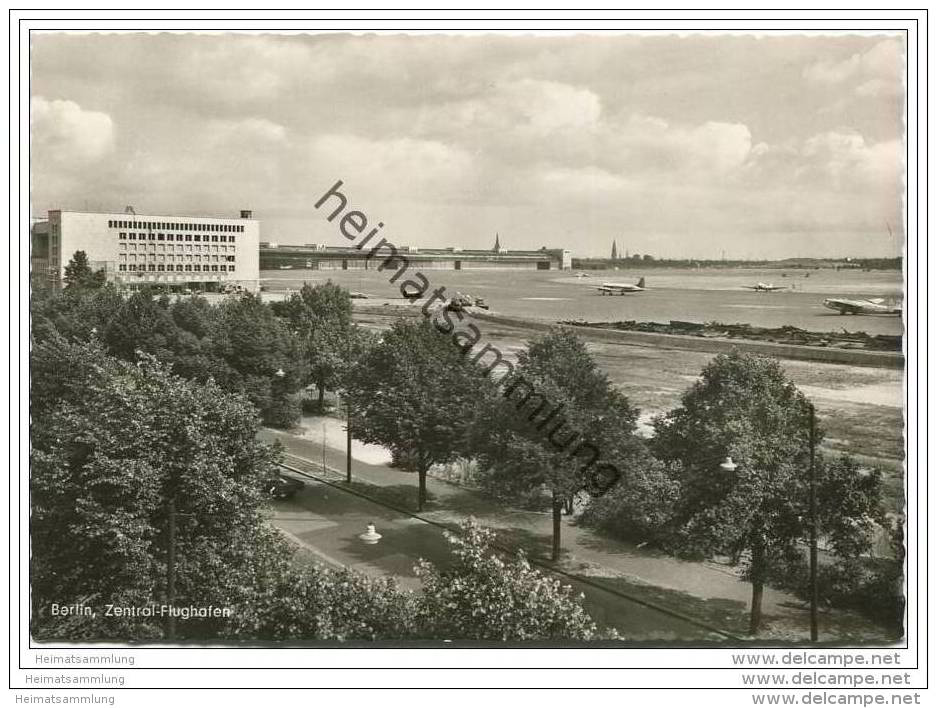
{"left": 260, "top": 424, "right": 893, "bottom": 644}
{"left": 261, "top": 267, "right": 904, "bottom": 336}
{"left": 268, "top": 458, "right": 724, "bottom": 642}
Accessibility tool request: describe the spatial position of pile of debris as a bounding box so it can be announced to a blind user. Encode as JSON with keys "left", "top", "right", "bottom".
{"left": 561, "top": 320, "right": 902, "bottom": 353}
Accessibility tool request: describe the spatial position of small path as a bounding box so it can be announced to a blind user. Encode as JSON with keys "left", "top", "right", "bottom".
{"left": 260, "top": 424, "right": 895, "bottom": 643}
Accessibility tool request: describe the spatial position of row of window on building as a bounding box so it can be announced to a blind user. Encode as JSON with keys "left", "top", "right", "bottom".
{"left": 119, "top": 232, "right": 236, "bottom": 244}
{"left": 118, "top": 264, "right": 235, "bottom": 273}
{"left": 120, "top": 243, "right": 235, "bottom": 254}
{"left": 109, "top": 220, "right": 245, "bottom": 233}
{"left": 119, "top": 254, "right": 235, "bottom": 263}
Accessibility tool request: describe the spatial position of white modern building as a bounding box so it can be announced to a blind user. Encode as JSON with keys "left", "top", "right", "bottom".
{"left": 31, "top": 208, "right": 260, "bottom": 291}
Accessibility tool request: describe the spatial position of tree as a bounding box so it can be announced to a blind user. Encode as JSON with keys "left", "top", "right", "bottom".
{"left": 226, "top": 518, "right": 609, "bottom": 641}
{"left": 220, "top": 540, "right": 418, "bottom": 641}
{"left": 170, "top": 293, "right": 215, "bottom": 340}
{"left": 345, "top": 318, "right": 493, "bottom": 511}
{"left": 167, "top": 294, "right": 224, "bottom": 381}
{"left": 652, "top": 351, "right": 884, "bottom": 634}
{"left": 63, "top": 250, "right": 106, "bottom": 290}
{"left": 101, "top": 288, "right": 183, "bottom": 361}
{"left": 31, "top": 284, "right": 124, "bottom": 345}
{"left": 30, "top": 308, "right": 614, "bottom": 643}
{"left": 414, "top": 518, "right": 605, "bottom": 640}
{"left": 34, "top": 285, "right": 306, "bottom": 427}
{"left": 30, "top": 337, "right": 283, "bottom": 640}
{"left": 764, "top": 457, "right": 898, "bottom": 632}
{"left": 578, "top": 457, "right": 682, "bottom": 548}
{"left": 211, "top": 293, "right": 307, "bottom": 427}
{"left": 272, "top": 281, "right": 354, "bottom": 408}
{"left": 472, "top": 327, "right": 642, "bottom": 561}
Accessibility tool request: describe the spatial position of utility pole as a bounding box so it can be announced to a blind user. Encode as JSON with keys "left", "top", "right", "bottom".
{"left": 346, "top": 401, "right": 353, "bottom": 484}
{"left": 166, "top": 499, "right": 177, "bottom": 641}
{"left": 808, "top": 402, "right": 819, "bottom": 642}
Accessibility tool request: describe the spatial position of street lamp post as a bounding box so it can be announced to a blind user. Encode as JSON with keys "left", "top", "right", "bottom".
{"left": 808, "top": 402, "right": 819, "bottom": 642}
{"left": 345, "top": 400, "right": 353, "bottom": 484}
{"left": 166, "top": 498, "right": 176, "bottom": 641}
{"left": 717, "top": 455, "right": 765, "bottom": 635}
{"left": 719, "top": 410, "right": 819, "bottom": 642}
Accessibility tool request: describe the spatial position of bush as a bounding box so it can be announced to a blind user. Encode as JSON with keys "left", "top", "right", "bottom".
{"left": 473, "top": 463, "right": 552, "bottom": 511}
{"left": 300, "top": 390, "right": 326, "bottom": 415}
{"left": 579, "top": 459, "right": 681, "bottom": 549}
{"left": 262, "top": 392, "right": 303, "bottom": 429}
{"left": 764, "top": 522, "right": 905, "bottom": 635}
{"left": 429, "top": 458, "right": 481, "bottom": 487}
{"left": 414, "top": 518, "right": 609, "bottom": 641}
{"left": 224, "top": 544, "right": 419, "bottom": 642}
{"left": 228, "top": 519, "right": 610, "bottom": 642}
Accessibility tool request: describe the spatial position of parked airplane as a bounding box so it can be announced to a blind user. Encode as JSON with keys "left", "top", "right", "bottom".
{"left": 596, "top": 277, "right": 645, "bottom": 295}
{"left": 445, "top": 292, "right": 489, "bottom": 312}
{"left": 742, "top": 282, "right": 788, "bottom": 292}
{"left": 822, "top": 298, "right": 902, "bottom": 316}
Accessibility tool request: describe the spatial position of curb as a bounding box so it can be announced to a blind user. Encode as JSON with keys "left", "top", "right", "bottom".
{"left": 472, "top": 312, "right": 904, "bottom": 369}
{"left": 278, "top": 455, "right": 742, "bottom": 642}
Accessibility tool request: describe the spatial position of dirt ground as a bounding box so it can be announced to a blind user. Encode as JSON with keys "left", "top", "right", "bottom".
{"left": 353, "top": 308, "right": 906, "bottom": 511}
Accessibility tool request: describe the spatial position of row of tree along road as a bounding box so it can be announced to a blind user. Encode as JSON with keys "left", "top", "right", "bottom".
{"left": 29, "top": 252, "right": 903, "bottom": 641}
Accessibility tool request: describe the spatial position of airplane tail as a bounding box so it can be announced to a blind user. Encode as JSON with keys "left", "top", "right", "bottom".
{"left": 637, "top": 277, "right": 645, "bottom": 289}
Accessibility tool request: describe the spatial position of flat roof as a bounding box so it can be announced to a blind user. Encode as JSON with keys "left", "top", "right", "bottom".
{"left": 46, "top": 209, "right": 257, "bottom": 221}
{"left": 259, "top": 246, "right": 562, "bottom": 259}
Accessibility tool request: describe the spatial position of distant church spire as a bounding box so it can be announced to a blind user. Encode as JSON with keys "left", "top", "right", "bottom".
{"left": 493, "top": 232, "right": 501, "bottom": 252}
{"left": 611, "top": 239, "right": 618, "bottom": 260}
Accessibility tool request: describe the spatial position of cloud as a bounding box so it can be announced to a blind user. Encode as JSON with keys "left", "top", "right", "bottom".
{"left": 306, "top": 133, "right": 476, "bottom": 201}
{"left": 493, "top": 79, "right": 602, "bottom": 133}
{"left": 410, "top": 77, "right": 752, "bottom": 182}
{"left": 860, "top": 39, "right": 904, "bottom": 77}
{"left": 608, "top": 115, "right": 753, "bottom": 175}
{"left": 804, "top": 53, "right": 862, "bottom": 83}
{"left": 803, "top": 38, "right": 903, "bottom": 98}
{"left": 744, "top": 129, "right": 902, "bottom": 208}
{"left": 31, "top": 96, "right": 114, "bottom": 162}
{"left": 205, "top": 117, "right": 288, "bottom": 146}
{"left": 409, "top": 78, "right": 602, "bottom": 150}
{"left": 802, "top": 131, "right": 901, "bottom": 188}
{"left": 538, "top": 165, "right": 633, "bottom": 195}
{"left": 169, "top": 37, "right": 320, "bottom": 105}
{"left": 856, "top": 79, "right": 892, "bottom": 97}
{"left": 28, "top": 34, "right": 906, "bottom": 257}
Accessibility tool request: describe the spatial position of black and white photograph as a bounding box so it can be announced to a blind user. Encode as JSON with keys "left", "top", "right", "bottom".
{"left": 12, "top": 8, "right": 926, "bottom": 703}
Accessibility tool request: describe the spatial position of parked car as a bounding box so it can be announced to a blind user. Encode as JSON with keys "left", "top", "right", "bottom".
{"left": 263, "top": 474, "right": 305, "bottom": 500}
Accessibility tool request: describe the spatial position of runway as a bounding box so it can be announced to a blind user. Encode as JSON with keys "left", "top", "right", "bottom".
{"left": 261, "top": 267, "right": 904, "bottom": 337}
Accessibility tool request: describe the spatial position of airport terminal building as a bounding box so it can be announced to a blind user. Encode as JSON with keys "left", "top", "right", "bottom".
{"left": 31, "top": 208, "right": 261, "bottom": 291}
{"left": 259, "top": 243, "right": 572, "bottom": 271}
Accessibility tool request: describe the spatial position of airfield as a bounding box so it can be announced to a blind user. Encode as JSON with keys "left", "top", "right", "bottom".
{"left": 261, "top": 266, "right": 904, "bottom": 337}
{"left": 260, "top": 266, "right": 906, "bottom": 505}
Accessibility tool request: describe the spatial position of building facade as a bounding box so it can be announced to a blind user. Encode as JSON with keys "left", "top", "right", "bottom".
{"left": 259, "top": 244, "right": 572, "bottom": 271}
{"left": 31, "top": 209, "right": 260, "bottom": 291}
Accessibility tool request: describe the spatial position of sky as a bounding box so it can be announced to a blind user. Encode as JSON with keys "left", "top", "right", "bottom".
{"left": 30, "top": 33, "right": 906, "bottom": 259}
